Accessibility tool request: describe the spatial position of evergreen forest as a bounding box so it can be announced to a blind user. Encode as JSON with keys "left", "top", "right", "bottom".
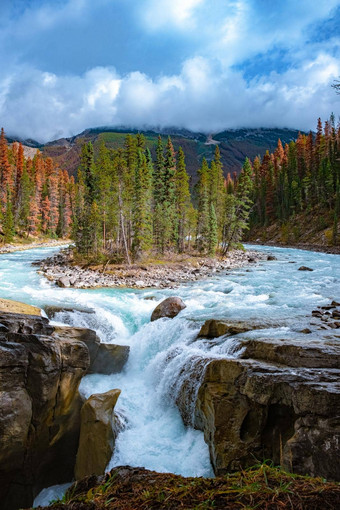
{"left": 0, "top": 115, "right": 339, "bottom": 260}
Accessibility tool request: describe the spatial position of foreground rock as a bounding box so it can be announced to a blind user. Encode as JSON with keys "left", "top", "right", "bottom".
{"left": 177, "top": 334, "right": 340, "bottom": 481}
{"left": 0, "top": 311, "right": 89, "bottom": 510}
{"left": 0, "top": 299, "right": 129, "bottom": 510}
{"left": 32, "top": 465, "right": 340, "bottom": 510}
{"left": 75, "top": 390, "right": 121, "bottom": 480}
{"left": 53, "top": 326, "right": 130, "bottom": 374}
{"left": 151, "top": 297, "right": 186, "bottom": 321}
{"left": 38, "top": 248, "right": 267, "bottom": 289}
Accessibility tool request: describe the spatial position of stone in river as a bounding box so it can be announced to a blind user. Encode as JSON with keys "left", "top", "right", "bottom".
{"left": 57, "top": 276, "right": 71, "bottom": 287}
{"left": 151, "top": 297, "right": 186, "bottom": 321}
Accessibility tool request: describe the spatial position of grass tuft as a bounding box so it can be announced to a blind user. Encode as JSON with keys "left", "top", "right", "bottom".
{"left": 35, "top": 464, "right": 340, "bottom": 510}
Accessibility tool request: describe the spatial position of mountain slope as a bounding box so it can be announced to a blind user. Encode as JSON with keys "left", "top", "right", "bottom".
{"left": 28, "top": 126, "right": 302, "bottom": 180}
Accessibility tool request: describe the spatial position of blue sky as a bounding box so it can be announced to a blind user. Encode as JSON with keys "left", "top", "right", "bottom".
{"left": 0, "top": 0, "right": 339, "bottom": 141}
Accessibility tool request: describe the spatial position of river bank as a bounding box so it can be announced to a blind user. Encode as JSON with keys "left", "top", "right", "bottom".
{"left": 0, "top": 239, "right": 70, "bottom": 254}
{"left": 37, "top": 248, "right": 268, "bottom": 289}
{"left": 249, "top": 239, "right": 340, "bottom": 254}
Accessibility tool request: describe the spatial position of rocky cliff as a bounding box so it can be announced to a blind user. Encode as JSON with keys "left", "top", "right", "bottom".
{"left": 0, "top": 306, "right": 89, "bottom": 510}
{"left": 0, "top": 300, "right": 128, "bottom": 510}
{"left": 178, "top": 320, "right": 340, "bottom": 481}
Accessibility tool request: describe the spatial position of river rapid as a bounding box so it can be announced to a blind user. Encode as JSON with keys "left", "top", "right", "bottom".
{"left": 0, "top": 244, "right": 339, "bottom": 505}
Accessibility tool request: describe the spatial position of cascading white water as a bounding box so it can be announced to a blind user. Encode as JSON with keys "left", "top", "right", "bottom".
{"left": 1, "top": 244, "right": 339, "bottom": 507}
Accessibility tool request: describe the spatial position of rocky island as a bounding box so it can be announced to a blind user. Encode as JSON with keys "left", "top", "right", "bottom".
{"left": 37, "top": 248, "right": 267, "bottom": 289}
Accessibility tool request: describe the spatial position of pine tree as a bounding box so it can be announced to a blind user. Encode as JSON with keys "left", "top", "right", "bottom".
{"left": 81, "top": 143, "right": 96, "bottom": 204}
{"left": 222, "top": 158, "right": 253, "bottom": 253}
{"left": 175, "top": 147, "right": 191, "bottom": 253}
{"left": 0, "top": 128, "right": 12, "bottom": 213}
{"left": 3, "top": 188, "right": 14, "bottom": 242}
{"left": 132, "top": 150, "right": 153, "bottom": 257}
{"left": 15, "top": 143, "right": 24, "bottom": 211}
{"left": 212, "top": 145, "right": 226, "bottom": 240}
{"left": 88, "top": 200, "right": 102, "bottom": 255}
{"left": 208, "top": 203, "right": 218, "bottom": 255}
{"left": 75, "top": 143, "right": 97, "bottom": 254}
{"left": 196, "top": 158, "right": 210, "bottom": 253}
{"left": 156, "top": 136, "right": 177, "bottom": 251}
{"left": 96, "top": 141, "right": 116, "bottom": 251}
{"left": 152, "top": 136, "right": 164, "bottom": 251}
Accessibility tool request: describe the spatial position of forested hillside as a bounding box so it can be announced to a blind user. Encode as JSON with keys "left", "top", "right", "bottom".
{"left": 1, "top": 116, "right": 339, "bottom": 256}
{"left": 247, "top": 115, "right": 340, "bottom": 247}
{"left": 0, "top": 128, "right": 74, "bottom": 242}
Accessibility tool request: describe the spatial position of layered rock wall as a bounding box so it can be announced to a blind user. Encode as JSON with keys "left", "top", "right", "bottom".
{"left": 178, "top": 321, "right": 340, "bottom": 481}
{"left": 0, "top": 310, "right": 90, "bottom": 510}
{"left": 0, "top": 303, "right": 128, "bottom": 510}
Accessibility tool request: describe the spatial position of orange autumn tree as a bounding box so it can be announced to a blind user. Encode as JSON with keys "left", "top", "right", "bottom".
{"left": 0, "top": 128, "right": 73, "bottom": 242}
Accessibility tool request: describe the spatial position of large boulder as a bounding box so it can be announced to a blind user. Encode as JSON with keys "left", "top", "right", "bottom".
{"left": 0, "top": 305, "right": 90, "bottom": 510}
{"left": 151, "top": 297, "right": 186, "bottom": 322}
{"left": 176, "top": 335, "right": 340, "bottom": 481}
{"left": 53, "top": 326, "right": 130, "bottom": 374}
{"left": 198, "top": 319, "right": 263, "bottom": 338}
{"left": 74, "top": 389, "right": 121, "bottom": 480}
{"left": 91, "top": 343, "right": 130, "bottom": 374}
{"left": 0, "top": 311, "right": 54, "bottom": 336}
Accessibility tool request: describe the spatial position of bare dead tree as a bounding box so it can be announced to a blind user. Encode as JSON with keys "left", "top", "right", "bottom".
{"left": 332, "top": 79, "right": 340, "bottom": 94}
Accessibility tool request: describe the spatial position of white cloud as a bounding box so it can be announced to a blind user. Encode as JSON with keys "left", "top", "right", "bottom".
{"left": 1, "top": 53, "right": 339, "bottom": 142}
{"left": 0, "top": 0, "right": 339, "bottom": 141}
{"left": 143, "top": 0, "right": 204, "bottom": 29}
{"left": 204, "top": 0, "right": 340, "bottom": 67}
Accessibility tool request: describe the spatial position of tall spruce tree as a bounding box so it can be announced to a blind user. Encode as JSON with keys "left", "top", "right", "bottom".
{"left": 212, "top": 145, "right": 226, "bottom": 240}
{"left": 75, "top": 143, "right": 97, "bottom": 254}
{"left": 222, "top": 158, "right": 253, "bottom": 253}
{"left": 162, "top": 136, "right": 177, "bottom": 250}
{"left": 3, "top": 188, "right": 14, "bottom": 242}
{"left": 175, "top": 147, "right": 191, "bottom": 253}
{"left": 153, "top": 136, "right": 165, "bottom": 252}
{"left": 196, "top": 158, "right": 210, "bottom": 253}
{"left": 208, "top": 203, "right": 218, "bottom": 255}
{"left": 132, "top": 150, "right": 153, "bottom": 257}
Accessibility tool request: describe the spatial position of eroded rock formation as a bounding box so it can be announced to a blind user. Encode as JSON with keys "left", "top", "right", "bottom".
{"left": 0, "top": 300, "right": 129, "bottom": 510}
{"left": 0, "top": 310, "right": 89, "bottom": 510}
{"left": 53, "top": 326, "right": 130, "bottom": 374}
{"left": 178, "top": 333, "right": 340, "bottom": 481}
{"left": 75, "top": 389, "right": 121, "bottom": 480}
{"left": 198, "top": 319, "right": 267, "bottom": 338}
